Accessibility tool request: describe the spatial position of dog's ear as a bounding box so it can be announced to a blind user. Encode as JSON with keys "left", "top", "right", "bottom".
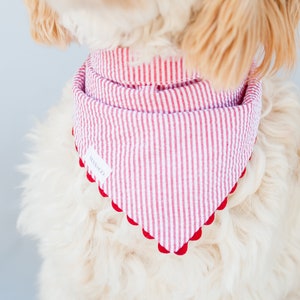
{"left": 180, "top": 0, "right": 300, "bottom": 89}
{"left": 24, "top": 0, "right": 73, "bottom": 46}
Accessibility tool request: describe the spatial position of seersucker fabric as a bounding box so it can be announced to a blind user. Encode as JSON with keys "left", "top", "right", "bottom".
{"left": 73, "top": 48, "right": 262, "bottom": 254}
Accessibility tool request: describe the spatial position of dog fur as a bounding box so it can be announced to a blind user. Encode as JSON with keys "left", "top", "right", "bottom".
{"left": 19, "top": 0, "right": 300, "bottom": 299}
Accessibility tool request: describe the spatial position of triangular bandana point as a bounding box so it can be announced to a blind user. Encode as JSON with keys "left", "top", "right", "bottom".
{"left": 73, "top": 48, "right": 262, "bottom": 255}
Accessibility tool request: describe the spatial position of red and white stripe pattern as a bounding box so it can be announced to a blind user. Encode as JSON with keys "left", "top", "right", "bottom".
{"left": 73, "top": 48, "right": 262, "bottom": 254}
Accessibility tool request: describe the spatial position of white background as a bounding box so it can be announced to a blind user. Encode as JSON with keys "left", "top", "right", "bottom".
{"left": 0, "top": 1, "right": 299, "bottom": 299}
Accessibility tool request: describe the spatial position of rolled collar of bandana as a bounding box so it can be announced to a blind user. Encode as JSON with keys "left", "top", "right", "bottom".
{"left": 73, "top": 48, "right": 262, "bottom": 255}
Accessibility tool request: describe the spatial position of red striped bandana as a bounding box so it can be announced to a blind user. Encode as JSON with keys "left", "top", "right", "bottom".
{"left": 73, "top": 48, "right": 262, "bottom": 255}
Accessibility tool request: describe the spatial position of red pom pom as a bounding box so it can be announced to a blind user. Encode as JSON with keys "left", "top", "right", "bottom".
{"left": 204, "top": 213, "right": 215, "bottom": 225}
{"left": 127, "top": 216, "right": 138, "bottom": 226}
{"left": 111, "top": 201, "right": 123, "bottom": 212}
{"left": 229, "top": 183, "right": 238, "bottom": 195}
{"left": 175, "top": 243, "right": 188, "bottom": 255}
{"left": 217, "top": 198, "right": 227, "bottom": 210}
{"left": 190, "top": 228, "right": 202, "bottom": 241}
{"left": 158, "top": 244, "right": 170, "bottom": 254}
{"left": 142, "top": 229, "right": 154, "bottom": 240}
{"left": 86, "top": 172, "right": 95, "bottom": 183}
{"left": 98, "top": 187, "right": 108, "bottom": 198}
{"left": 79, "top": 158, "right": 85, "bottom": 168}
{"left": 240, "top": 168, "right": 246, "bottom": 178}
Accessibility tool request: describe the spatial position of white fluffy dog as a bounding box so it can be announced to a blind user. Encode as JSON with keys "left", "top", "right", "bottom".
{"left": 19, "top": 0, "right": 300, "bottom": 299}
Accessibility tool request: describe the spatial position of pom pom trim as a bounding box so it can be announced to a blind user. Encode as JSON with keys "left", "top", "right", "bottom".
{"left": 73, "top": 128, "right": 248, "bottom": 255}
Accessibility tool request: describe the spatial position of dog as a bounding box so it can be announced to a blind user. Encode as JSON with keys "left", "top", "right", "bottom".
{"left": 19, "top": 0, "right": 300, "bottom": 299}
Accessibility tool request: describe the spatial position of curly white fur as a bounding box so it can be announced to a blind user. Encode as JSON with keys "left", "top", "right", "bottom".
{"left": 48, "top": 0, "right": 197, "bottom": 58}
{"left": 18, "top": 77, "right": 300, "bottom": 299}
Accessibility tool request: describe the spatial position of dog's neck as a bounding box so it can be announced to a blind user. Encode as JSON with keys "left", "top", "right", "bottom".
{"left": 85, "top": 48, "right": 248, "bottom": 114}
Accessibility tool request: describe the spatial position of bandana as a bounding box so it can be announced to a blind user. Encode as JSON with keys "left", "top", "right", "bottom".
{"left": 73, "top": 48, "right": 262, "bottom": 255}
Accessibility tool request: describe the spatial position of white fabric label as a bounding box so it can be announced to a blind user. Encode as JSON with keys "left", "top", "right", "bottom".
{"left": 83, "top": 147, "right": 112, "bottom": 185}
